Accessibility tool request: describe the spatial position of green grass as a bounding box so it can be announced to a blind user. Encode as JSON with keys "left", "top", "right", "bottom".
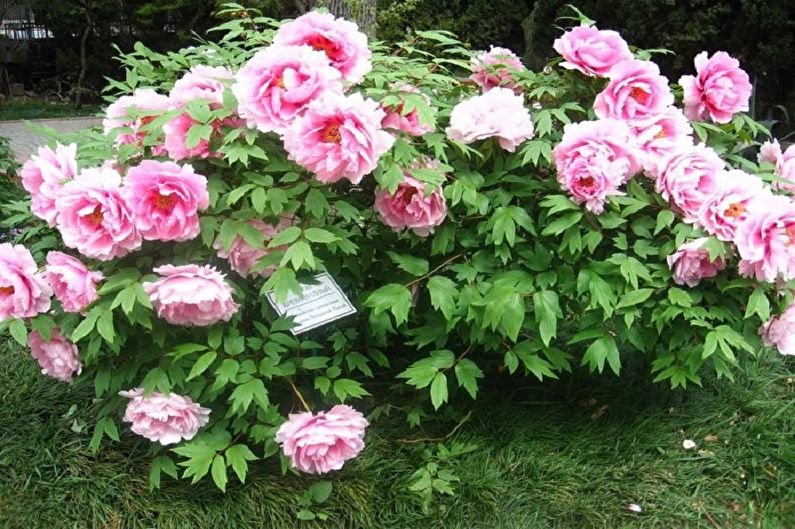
{"left": 1, "top": 341, "right": 793, "bottom": 529}
{"left": 0, "top": 98, "right": 101, "bottom": 121}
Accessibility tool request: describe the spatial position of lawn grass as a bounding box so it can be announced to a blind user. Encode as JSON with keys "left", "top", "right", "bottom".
{"left": 0, "top": 98, "right": 101, "bottom": 121}
{"left": 0, "top": 340, "right": 792, "bottom": 529}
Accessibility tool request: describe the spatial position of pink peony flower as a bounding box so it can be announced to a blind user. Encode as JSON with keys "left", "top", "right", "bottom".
{"left": 758, "top": 139, "right": 784, "bottom": 166}
{"left": 144, "top": 264, "right": 239, "bottom": 326}
{"left": 552, "top": 24, "right": 633, "bottom": 77}
{"left": 666, "top": 237, "right": 726, "bottom": 287}
{"left": 283, "top": 92, "right": 394, "bottom": 185}
{"left": 630, "top": 107, "right": 694, "bottom": 172}
{"left": 214, "top": 218, "right": 295, "bottom": 277}
{"left": 697, "top": 170, "right": 770, "bottom": 242}
{"left": 734, "top": 194, "right": 795, "bottom": 282}
{"left": 122, "top": 160, "right": 209, "bottom": 242}
{"left": 162, "top": 114, "right": 244, "bottom": 161}
{"left": 469, "top": 46, "right": 526, "bottom": 93}
{"left": 552, "top": 118, "right": 641, "bottom": 214}
{"left": 380, "top": 84, "right": 434, "bottom": 137}
{"left": 55, "top": 167, "right": 142, "bottom": 261}
{"left": 29, "top": 328, "right": 81, "bottom": 382}
{"left": 653, "top": 144, "right": 725, "bottom": 222}
{"left": 757, "top": 140, "right": 795, "bottom": 192}
{"left": 594, "top": 59, "right": 674, "bottom": 122}
{"left": 233, "top": 45, "right": 342, "bottom": 133}
{"left": 273, "top": 11, "right": 372, "bottom": 83}
{"left": 169, "top": 65, "right": 233, "bottom": 108}
{"left": 120, "top": 388, "right": 211, "bottom": 445}
{"left": 0, "top": 243, "right": 51, "bottom": 322}
{"left": 374, "top": 167, "right": 447, "bottom": 236}
{"left": 679, "top": 51, "right": 752, "bottom": 124}
{"left": 445, "top": 87, "right": 535, "bottom": 152}
{"left": 20, "top": 143, "right": 78, "bottom": 226}
{"left": 102, "top": 89, "right": 170, "bottom": 147}
{"left": 760, "top": 302, "right": 795, "bottom": 356}
{"left": 275, "top": 404, "right": 368, "bottom": 474}
{"left": 45, "top": 251, "right": 103, "bottom": 313}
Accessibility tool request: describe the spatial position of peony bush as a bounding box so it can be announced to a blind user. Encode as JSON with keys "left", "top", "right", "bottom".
{"left": 2, "top": 3, "right": 793, "bottom": 493}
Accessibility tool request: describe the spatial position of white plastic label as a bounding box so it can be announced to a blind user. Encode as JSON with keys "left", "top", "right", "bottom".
{"left": 266, "top": 272, "right": 356, "bottom": 335}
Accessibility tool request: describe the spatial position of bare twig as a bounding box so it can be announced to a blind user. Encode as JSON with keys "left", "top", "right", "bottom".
{"left": 398, "top": 411, "right": 473, "bottom": 444}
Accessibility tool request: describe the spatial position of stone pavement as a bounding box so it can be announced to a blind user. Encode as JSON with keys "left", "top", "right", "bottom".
{"left": 0, "top": 117, "right": 101, "bottom": 161}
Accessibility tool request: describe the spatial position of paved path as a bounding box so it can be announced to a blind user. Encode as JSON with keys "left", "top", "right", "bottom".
{"left": 0, "top": 117, "right": 101, "bottom": 161}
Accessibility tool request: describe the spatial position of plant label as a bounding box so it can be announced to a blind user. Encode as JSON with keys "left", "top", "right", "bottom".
{"left": 266, "top": 273, "right": 356, "bottom": 335}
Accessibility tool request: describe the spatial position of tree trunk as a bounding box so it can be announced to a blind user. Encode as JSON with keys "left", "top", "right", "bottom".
{"left": 320, "top": 0, "right": 377, "bottom": 38}
{"left": 75, "top": 9, "right": 92, "bottom": 108}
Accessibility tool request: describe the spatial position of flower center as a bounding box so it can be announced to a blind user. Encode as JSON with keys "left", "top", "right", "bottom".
{"left": 320, "top": 122, "right": 342, "bottom": 143}
{"left": 86, "top": 205, "right": 104, "bottom": 226}
{"left": 274, "top": 75, "right": 285, "bottom": 90}
{"left": 724, "top": 202, "right": 745, "bottom": 219}
{"left": 0, "top": 286, "right": 14, "bottom": 296}
{"left": 308, "top": 34, "right": 337, "bottom": 58}
{"left": 152, "top": 192, "right": 177, "bottom": 211}
{"left": 629, "top": 86, "right": 651, "bottom": 105}
{"left": 786, "top": 225, "right": 795, "bottom": 246}
{"left": 654, "top": 128, "right": 667, "bottom": 140}
{"left": 580, "top": 175, "right": 595, "bottom": 188}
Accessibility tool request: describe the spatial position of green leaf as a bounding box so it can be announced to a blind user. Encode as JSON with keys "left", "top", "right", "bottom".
{"left": 387, "top": 252, "right": 429, "bottom": 277}
{"left": 229, "top": 378, "right": 269, "bottom": 414}
{"left": 251, "top": 187, "right": 267, "bottom": 214}
{"left": 430, "top": 372, "right": 449, "bottom": 410}
{"left": 280, "top": 240, "right": 315, "bottom": 270}
{"left": 582, "top": 335, "right": 621, "bottom": 375}
{"left": 310, "top": 480, "right": 333, "bottom": 503}
{"left": 211, "top": 455, "right": 228, "bottom": 492}
{"left": 454, "top": 359, "right": 483, "bottom": 399}
{"left": 268, "top": 226, "right": 302, "bottom": 248}
{"left": 9, "top": 319, "right": 27, "bottom": 346}
{"left": 427, "top": 276, "right": 457, "bottom": 319}
{"left": 226, "top": 444, "right": 257, "bottom": 484}
{"left": 745, "top": 288, "right": 770, "bottom": 321}
{"left": 303, "top": 227, "right": 339, "bottom": 243}
{"left": 96, "top": 310, "right": 115, "bottom": 343}
{"left": 185, "top": 123, "right": 213, "bottom": 149}
{"left": 617, "top": 288, "right": 654, "bottom": 309}
{"left": 668, "top": 287, "right": 693, "bottom": 307}
{"left": 186, "top": 351, "right": 218, "bottom": 381}
{"left": 533, "top": 290, "right": 561, "bottom": 346}
{"left": 141, "top": 367, "right": 172, "bottom": 394}
{"left": 71, "top": 308, "right": 101, "bottom": 342}
{"left": 305, "top": 188, "right": 330, "bottom": 218}
{"left": 364, "top": 283, "right": 413, "bottom": 326}
{"left": 173, "top": 441, "right": 217, "bottom": 484}
{"left": 332, "top": 378, "right": 370, "bottom": 402}
{"left": 541, "top": 211, "right": 582, "bottom": 236}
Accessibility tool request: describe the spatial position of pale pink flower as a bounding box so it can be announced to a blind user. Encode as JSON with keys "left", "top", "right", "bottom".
{"left": 20, "top": 143, "right": 78, "bottom": 226}
{"left": 283, "top": 92, "right": 394, "bottom": 185}
{"left": 445, "top": 87, "right": 534, "bottom": 152}
{"left": 380, "top": 85, "right": 433, "bottom": 136}
{"left": 102, "top": 89, "right": 170, "bottom": 146}
{"left": 679, "top": 51, "right": 752, "bottom": 123}
{"left": 0, "top": 243, "right": 51, "bottom": 322}
{"left": 469, "top": 46, "right": 526, "bottom": 93}
{"left": 653, "top": 144, "right": 725, "bottom": 222}
{"left": 45, "top": 251, "right": 103, "bottom": 313}
{"left": 275, "top": 404, "right": 368, "bottom": 474}
{"left": 697, "top": 170, "right": 770, "bottom": 241}
{"left": 122, "top": 160, "right": 209, "bottom": 242}
{"left": 162, "top": 114, "right": 244, "bottom": 161}
{"left": 553, "top": 118, "right": 641, "bottom": 214}
{"left": 374, "top": 168, "right": 447, "bottom": 236}
{"left": 273, "top": 11, "right": 372, "bottom": 83}
{"left": 120, "top": 388, "right": 211, "bottom": 445}
{"left": 630, "top": 107, "right": 694, "bottom": 172}
{"left": 144, "top": 264, "right": 239, "bottom": 326}
{"left": 55, "top": 167, "right": 141, "bottom": 261}
{"left": 553, "top": 25, "right": 633, "bottom": 77}
{"left": 758, "top": 139, "right": 784, "bottom": 166}
{"left": 760, "top": 301, "right": 795, "bottom": 356}
{"left": 169, "top": 65, "right": 233, "bottom": 108}
{"left": 734, "top": 194, "right": 795, "bottom": 282}
{"left": 233, "top": 45, "right": 342, "bottom": 133}
{"left": 666, "top": 237, "right": 725, "bottom": 287}
{"left": 682, "top": 439, "right": 697, "bottom": 450}
{"left": 757, "top": 140, "right": 795, "bottom": 192}
{"left": 214, "top": 218, "right": 295, "bottom": 277}
{"left": 594, "top": 59, "right": 674, "bottom": 122}
{"left": 29, "top": 328, "right": 81, "bottom": 382}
